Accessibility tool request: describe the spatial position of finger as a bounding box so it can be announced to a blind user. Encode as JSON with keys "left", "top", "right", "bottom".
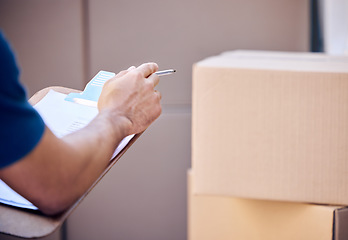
{"left": 154, "top": 90, "right": 162, "bottom": 100}
{"left": 115, "top": 69, "right": 129, "bottom": 78}
{"left": 127, "top": 66, "right": 136, "bottom": 71}
{"left": 147, "top": 72, "right": 160, "bottom": 87}
{"left": 136, "top": 62, "right": 159, "bottom": 78}
{"left": 115, "top": 66, "right": 136, "bottom": 78}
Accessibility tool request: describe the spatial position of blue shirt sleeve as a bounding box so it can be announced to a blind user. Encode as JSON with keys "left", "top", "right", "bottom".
{"left": 0, "top": 32, "right": 45, "bottom": 168}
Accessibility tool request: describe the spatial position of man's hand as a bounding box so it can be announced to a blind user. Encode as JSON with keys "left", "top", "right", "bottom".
{"left": 98, "top": 62, "right": 162, "bottom": 136}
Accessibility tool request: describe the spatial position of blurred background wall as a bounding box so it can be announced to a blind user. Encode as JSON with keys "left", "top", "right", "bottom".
{"left": 0, "top": 1, "right": 85, "bottom": 95}
{"left": 321, "top": 0, "right": 348, "bottom": 54}
{"left": 0, "top": 0, "right": 309, "bottom": 240}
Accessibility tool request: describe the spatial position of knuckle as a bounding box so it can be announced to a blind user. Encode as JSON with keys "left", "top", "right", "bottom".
{"left": 129, "top": 70, "right": 142, "bottom": 80}
{"left": 149, "top": 64, "right": 156, "bottom": 73}
{"left": 153, "top": 75, "right": 159, "bottom": 85}
{"left": 155, "top": 104, "right": 162, "bottom": 117}
{"left": 145, "top": 81, "right": 154, "bottom": 91}
{"left": 157, "top": 104, "right": 162, "bottom": 114}
{"left": 134, "top": 71, "right": 143, "bottom": 80}
{"left": 155, "top": 92, "right": 161, "bottom": 101}
{"left": 153, "top": 94, "right": 162, "bottom": 112}
{"left": 102, "top": 78, "right": 113, "bottom": 88}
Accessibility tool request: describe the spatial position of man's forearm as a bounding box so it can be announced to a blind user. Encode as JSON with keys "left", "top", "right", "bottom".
{"left": 0, "top": 62, "right": 161, "bottom": 216}
{"left": 0, "top": 111, "right": 127, "bottom": 215}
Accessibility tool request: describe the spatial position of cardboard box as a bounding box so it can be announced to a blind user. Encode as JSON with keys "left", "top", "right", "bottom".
{"left": 188, "top": 170, "right": 348, "bottom": 240}
{"left": 192, "top": 50, "right": 348, "bottom": 205}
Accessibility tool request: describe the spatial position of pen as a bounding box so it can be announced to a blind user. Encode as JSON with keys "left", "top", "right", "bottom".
{"left": 74, "top": 69, "right": 176, "bottom": 108}
{"left": 155, "top": 69, "right": 176, "bottom": 76}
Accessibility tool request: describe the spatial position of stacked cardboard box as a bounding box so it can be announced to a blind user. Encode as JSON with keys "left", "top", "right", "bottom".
{"left": 190, "top": 50, "right": 348, "bottom": 239}
{"left": 188, "top": 171, "right": 348, "bottom": 240}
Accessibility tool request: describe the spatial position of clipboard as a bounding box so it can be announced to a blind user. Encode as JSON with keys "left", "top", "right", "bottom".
{"left": 0, "top": 86, "right": 143, "bottom": 239}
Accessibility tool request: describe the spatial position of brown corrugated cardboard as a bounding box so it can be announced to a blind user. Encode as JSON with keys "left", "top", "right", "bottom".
{"left": 192, "top": 50, "right": 348, "bottom": 205}
{"left": 188, "top": 170, "right": 348, "bottom": 240}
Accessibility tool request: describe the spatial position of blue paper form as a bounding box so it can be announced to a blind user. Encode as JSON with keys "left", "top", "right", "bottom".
{"left": 65, "top": 70, "right": 115, "bottom": 106}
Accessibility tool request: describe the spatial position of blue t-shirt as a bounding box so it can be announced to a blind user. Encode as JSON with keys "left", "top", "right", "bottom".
{"left": 0, "top": 32, "right": 45, "bottom": 168}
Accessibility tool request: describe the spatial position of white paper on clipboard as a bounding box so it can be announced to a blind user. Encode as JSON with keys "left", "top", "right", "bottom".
{"left": 0, "top": 72, "right": 134, "bottom": 210}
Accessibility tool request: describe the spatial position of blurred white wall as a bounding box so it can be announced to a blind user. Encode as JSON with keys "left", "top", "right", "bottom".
{"left": 0, "top": 0, "right": 309, "bottom": 240}
{"left": 321, "top": 0, "right": 348, "bottom": 55}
